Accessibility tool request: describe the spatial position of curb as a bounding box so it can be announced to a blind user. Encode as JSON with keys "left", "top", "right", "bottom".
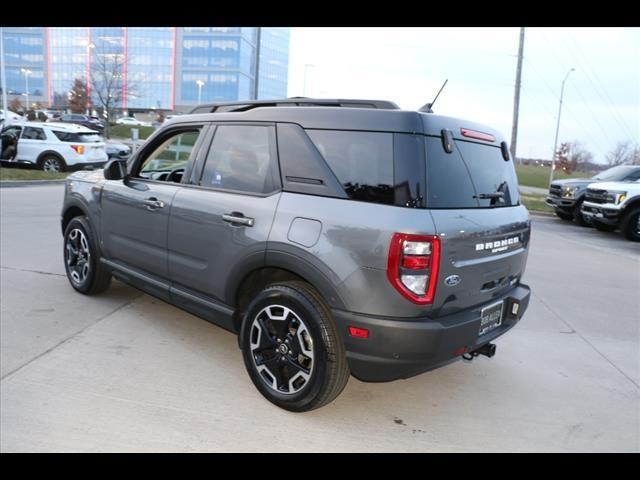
{"left": 0, "top": 179, "right": 67, "bottom": 188}
{"left": 528, "top": 210, "right": 555, "bottom": 218}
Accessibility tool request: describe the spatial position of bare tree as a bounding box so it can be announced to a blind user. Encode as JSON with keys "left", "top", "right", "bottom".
{"left": 555, "top": 141, "right": 594, "bottom": 173}
{"left": 606, "top": 141, "right": 640, "bottom": 166}
{"left": 90, "top": 48, "right": 137, "bottom": 138}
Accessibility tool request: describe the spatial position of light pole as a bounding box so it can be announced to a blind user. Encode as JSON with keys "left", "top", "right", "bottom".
{"left": 549, "top": 68, "right": 575, "bottom": 186}
{"left": 1, "top": 27, "right": 9, "bottom": 124}
{"left": 303, "top": 64, "right": 315, "bottom": 97}
{"left": 196, "top": 80, "right": 205, "bottom": 105}
{"left": 20, "top": 68, "right": 32, "bottom": 112}
{"left": 86, "top": 42, "right": 95, "bottom": 114}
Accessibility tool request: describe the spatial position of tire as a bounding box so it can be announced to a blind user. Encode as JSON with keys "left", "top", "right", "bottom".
{"left": 621, "top": 208, "right": 640, "bottom": 242}
{"left": 555, "top": 209, "right": 573, "bottom": 221}
{"left": 63, "top": 216, "right": 112, "bottom": 294}
{"left": 572, "top": 200, "right": 589, "bottom": 227}
{"left": 39, "top": 154, "right": 66, "bottom": 172}
{"left": 240, "top": 281, "right": 350, "bottom": 412}
{"left": 592, "top": 219, "right": 617, "bottom": 232}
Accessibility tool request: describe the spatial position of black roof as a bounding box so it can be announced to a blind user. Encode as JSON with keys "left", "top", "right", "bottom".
{"left": 171, "top": 98, "right": 505, "bottom": 145}
{"left": 188, "top": 97, "right": 400, "bottom": 114}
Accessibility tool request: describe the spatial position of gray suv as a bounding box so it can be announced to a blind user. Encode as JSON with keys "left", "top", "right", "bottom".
{"left": 60, "top": 98, "right": 531, "bottom": 411}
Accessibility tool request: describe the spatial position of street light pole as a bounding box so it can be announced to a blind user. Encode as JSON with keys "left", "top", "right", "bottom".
{"left": 549, "top": 68, "right": 575, "bottom": 186}
{"left": 196, "top": 79, "right": 204, "bottom": 105}
{"left": 1, "top": 27, "right": 9, "bottom": 124}
{"left": 21, "top": 68, "right": 32, "bottom": 112}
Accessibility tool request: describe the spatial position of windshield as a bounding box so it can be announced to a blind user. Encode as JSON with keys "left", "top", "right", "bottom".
{"left": 592, "top": 166, "right": 637, "bottom": 181}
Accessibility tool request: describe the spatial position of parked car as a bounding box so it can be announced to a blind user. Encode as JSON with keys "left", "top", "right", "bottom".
{"left": 59, "top": 113, "right": 105, "bottom": 132}
{"left": 0, "top": 121, "right": 108, "bottom": 172}
{"left": 115, "top": 116, "right": 151, "bottom": 127}
{"left": 581, "top": 179, "right": 640, "bottom": 241}
{"left": 105, "top": 140, "right": 131, "bottom": 159}
{"left": 545, "top": 165, "right": 640, "bottom": 225}
{"left": 60, "top": 97, "right": 531, "bottom": 411}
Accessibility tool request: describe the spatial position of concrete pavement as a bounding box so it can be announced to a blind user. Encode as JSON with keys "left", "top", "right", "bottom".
{"left": 1, "top": 185, "right": 638, "bottom": 452}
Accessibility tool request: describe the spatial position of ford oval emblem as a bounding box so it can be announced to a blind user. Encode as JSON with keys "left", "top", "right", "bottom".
{"left": 444, "top": 275, "right": 461, "bottom": 287}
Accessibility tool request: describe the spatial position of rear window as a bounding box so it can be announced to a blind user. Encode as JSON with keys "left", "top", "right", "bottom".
{"left": 426, "top": 136, "right": 519, "bottom": 208}
{"left": 306, "top": 130, "right": 426, "bottom": 208}
{"left": 53, "top": 131, "right": 102, "bottom": 143}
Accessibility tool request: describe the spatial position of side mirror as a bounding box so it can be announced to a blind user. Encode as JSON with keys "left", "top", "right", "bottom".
{"left": 103, "top": 159, "right": 128, "bottom": 180}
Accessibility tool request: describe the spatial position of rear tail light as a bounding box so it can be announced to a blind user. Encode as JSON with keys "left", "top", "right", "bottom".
{"left": 387, "top": 233, "right": 441, "bottom": 304}
{"left": 70, "top": 145, "right": 85, "bottom": 154}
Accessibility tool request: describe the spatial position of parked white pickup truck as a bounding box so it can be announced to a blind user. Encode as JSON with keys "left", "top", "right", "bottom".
{"left": 581, "top": 179, "right": 640, "bottom": 242}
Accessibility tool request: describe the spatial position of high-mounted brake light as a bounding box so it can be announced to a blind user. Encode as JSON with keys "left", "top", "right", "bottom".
{"left": 70, "top": 144, "right": 85, "bottom": 154}
{"left": 387, "top": 233, "right": 441, "bottom": 305}
{"left": 460, "top": 128, "right": 495, "bottom": 143}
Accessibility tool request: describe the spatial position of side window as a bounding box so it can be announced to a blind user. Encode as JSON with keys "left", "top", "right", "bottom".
{"left": 625, "top": 169, "right": 640, "bottom": 181}
{"left": 136, "top": 129, "right": 202, "bottom": 183}
{"left": 21, "top": 127, "right": 46, "bottom": 140}
{"left": 199, "top": 125, "right": 278, "bottom": 194}
{"left": 306, "top": 129, "right": 395, "bottom": 205}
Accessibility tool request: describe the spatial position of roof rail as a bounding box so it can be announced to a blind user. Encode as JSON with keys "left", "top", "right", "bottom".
{"left": 188, "top": 97, "right": 400, "bottom": 114}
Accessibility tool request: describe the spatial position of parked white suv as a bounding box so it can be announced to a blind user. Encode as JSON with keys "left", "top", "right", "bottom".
{"left": 581, "top": 178, "right": 640, "bottom": 242}
{"left": 0, "top": 121, "right": 108, "bottom": 172}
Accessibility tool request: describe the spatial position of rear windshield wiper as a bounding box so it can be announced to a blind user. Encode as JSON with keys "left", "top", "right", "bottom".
{"left": 474, "top": 192, "right": 504, "bottom": 200}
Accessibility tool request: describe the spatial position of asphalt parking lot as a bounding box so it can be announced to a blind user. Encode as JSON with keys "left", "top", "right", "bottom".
{"left": 1, "top": 184, "right": 638, "bottom": 452}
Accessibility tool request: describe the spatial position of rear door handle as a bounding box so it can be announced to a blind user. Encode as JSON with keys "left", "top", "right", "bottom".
{"left": 143, "top": 197, "right": 165, "bottom": 211}
{"left": 222, "top": 212, "right": 254, "bottom": 227}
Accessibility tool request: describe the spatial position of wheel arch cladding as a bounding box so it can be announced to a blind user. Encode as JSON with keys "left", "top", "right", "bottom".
{"left": 37, "top": 150, "right": 66, "bottom": 165}
{"left": 61, "top": 204, "right": 87, "bottom": 235}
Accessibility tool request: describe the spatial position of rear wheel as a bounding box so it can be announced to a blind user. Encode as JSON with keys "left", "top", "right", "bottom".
{"left": 40, "top": 154, "right": 66, "bottom": 172}
{"left": 555, "top": 209, "right": 573, "bottom": 221}
{"left": 592, "top": 219, "right": 616, "bottom": 232}
{"left": 621, "top": 208, "right": 640, "bottom": 242}
{"left": 240, "top": 281, "right": 350, "bottom": 412}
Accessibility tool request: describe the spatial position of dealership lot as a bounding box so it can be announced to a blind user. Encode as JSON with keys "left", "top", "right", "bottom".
{"left": 1, "top": 185, "right": 638, "bottom": 452}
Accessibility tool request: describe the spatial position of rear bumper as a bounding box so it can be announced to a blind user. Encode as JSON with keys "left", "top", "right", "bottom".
{"left": 332, "top": 284, "right": 531, "bottom": 382}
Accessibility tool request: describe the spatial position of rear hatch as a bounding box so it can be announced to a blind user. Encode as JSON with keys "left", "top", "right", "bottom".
{"left": 422, "top": 119, "right": 530, "bottom": 317}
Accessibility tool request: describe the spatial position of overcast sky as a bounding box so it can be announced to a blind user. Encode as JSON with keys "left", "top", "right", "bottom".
{"left": 287, "top": 27, "right": 639, "bottom": 163}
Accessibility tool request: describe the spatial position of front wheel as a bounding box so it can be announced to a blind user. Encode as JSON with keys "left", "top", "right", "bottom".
{"left": 240, "top": 281, "right": 350, "bottom": 412}
{"left": 573, "top": 200, "right": 589, "bottom": 227}
{"left": 621, "top": 208, "right": 640, "bottom": 242}
{"left": 555, "top": 209, "right": 573, "bottom": 221}
{"left": 592, "top": 219, "right": 617, "bottom": 232}
{"left": 63, "top": 216, "right": 112, "bottom": 294}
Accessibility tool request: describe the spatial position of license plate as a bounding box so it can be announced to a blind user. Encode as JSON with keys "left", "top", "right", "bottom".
{"left": 479, "top": 301, "right": 504, "bottom": 336}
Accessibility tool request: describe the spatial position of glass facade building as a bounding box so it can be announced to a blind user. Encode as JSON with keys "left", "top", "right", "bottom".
{"left": 1, "top": 27, "right": 289, "bottom": 112}
{"left": 1, "top": 27, "right": 47, "bottom": 104}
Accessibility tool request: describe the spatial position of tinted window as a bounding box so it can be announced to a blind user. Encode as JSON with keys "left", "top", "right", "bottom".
{"left": 22, "top": 127, "right": 46, "bottom": 140}
{"left": 200, "top": 125, "right": 277, "bottom": 194}
{"left": 426, "top": 136, "right": 478, "bottom": 208}
{"left": 138, "top": 130, "right": 201, "bottom": 182}
{"left": 625, "top": 169, "right": 640, "bottom": 181}
{"left": 52, "top": 131, "right": 101, "bottom": 143}
{"left": 307, "top": 130, "right": 394, "bottom": 205}
{"left": 456, "top": 140, "right": 519, "bottom": 207}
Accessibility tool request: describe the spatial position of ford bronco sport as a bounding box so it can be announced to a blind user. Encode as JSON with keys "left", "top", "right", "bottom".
{"left": 60, "top": 98, "right": 531, "bottom": 411}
